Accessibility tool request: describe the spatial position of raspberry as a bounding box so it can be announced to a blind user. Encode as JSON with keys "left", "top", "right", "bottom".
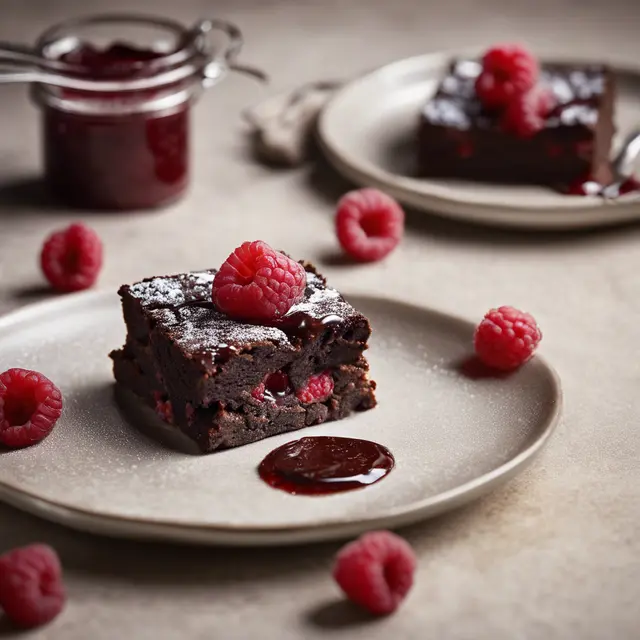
{"left": 501, "top": 87, "right": 556, "bottom": 137}
{"left": 335, "top": 189, "right": 405, "bottom": 262}
{"left": 212, "top": 241, "right": 306, "bottom": 322}
{"left": 333, "top": 530, "right": 416, "bottom": 616}
{"left": 251, "top": 382, "right": 266, "bottom": 402}
{"left": 252, "top": 371, "right": 292, "bottom": 402}
{"left": 296, "top": 371, "right": 334, "bottom": 404}
{"left": 0, "top": 544, "right": 65, "bottom": 629}
{"left": 153, "top": 392, "right": 173, "bottom": 424}
{"left": 619, "top": 176, "right": 640, "bottom": 196}
{"left": 0, "top": 369, "right": 63, "bottom": 449}
{"left": 474, "top": 306, "right": 542, "bottom": 371}
{"left": 475, "top": 44, "right": 538, "bottom": 109}
{"left": 40, "top": 223, "right": 103, "bottom": 293}
{"left": 535, "top": 86, "right": 557, "bottom": 116}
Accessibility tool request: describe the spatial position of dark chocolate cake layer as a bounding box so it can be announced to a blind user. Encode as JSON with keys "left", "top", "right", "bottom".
{"left": 112, "top": 351, "right": 376, "bottom": 453}
{"left": 418, "top": 59, "right": 615, "bottom": 186}
{"left": 110, "top": 262, "right": 377, "bottom": 453}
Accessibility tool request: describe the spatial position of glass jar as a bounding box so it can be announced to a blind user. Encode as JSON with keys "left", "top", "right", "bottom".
{"left": 31, "top": 15, "right": 244, "bottom": 210}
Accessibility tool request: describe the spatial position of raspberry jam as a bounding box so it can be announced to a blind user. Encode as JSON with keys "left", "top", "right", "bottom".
{"left": 40, "top": 42, "right": 188, "bottom": 210}
{"left": 30, "top": 15, "right": 248, "bottom": 211}
{"left": 258, "top": 436, "right": 395, "bottom": 496}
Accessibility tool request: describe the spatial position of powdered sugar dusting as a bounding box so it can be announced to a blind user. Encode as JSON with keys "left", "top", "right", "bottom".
{"left": 128, "top": 271, "right": 216, "bottom": 308}
{"left": 287, "top": 272, "right": 355, "bottom": 321}
{"left": 123, "top": 267, "right": 361, "bottom": 365}
{"left": 157, "top": 306, "right": 292, "bottom": 363}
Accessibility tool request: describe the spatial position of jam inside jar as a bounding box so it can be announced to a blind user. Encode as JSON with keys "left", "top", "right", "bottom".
{"left": 32, "top": 15, "right": 235, "bottom": 210}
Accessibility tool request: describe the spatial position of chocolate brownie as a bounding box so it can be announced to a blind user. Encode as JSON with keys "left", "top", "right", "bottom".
{"left": 110, "top": 263, "right": 377, "bottom": 453}
{"left": 418, "top": 59, "right": 615, "bottom": 186}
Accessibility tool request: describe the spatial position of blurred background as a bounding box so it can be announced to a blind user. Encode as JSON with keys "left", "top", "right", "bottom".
{"left": 0, "top": 3, "right": 639, "bottom": 639}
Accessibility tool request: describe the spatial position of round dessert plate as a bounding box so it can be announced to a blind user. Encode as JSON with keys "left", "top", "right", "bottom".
{"left": 318, "top": 52, "right": 640, "bottom": 230}
{"left": 0, "top": 291, "right": 561, "bottom": 546}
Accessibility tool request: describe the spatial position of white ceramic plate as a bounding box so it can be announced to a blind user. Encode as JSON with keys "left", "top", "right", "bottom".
{"left": 0, "top": 291, "right": 561, "bottom": 546}
{"left": 318, "top": 52, "right": 640, "bottom": 230}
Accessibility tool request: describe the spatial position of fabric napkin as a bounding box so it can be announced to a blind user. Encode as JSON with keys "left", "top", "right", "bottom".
{"left": 243, "top": 81, "right": 342, "bottom": 167}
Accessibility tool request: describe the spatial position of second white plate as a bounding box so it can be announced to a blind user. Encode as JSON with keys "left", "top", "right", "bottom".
{"left": 318, "top": 52, "right": 640, "bottom": 230}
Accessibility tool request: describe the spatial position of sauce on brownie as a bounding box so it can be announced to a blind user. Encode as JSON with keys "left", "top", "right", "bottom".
{"left": 564, "top": 175, "right": 640, "bottom": 198}
{"left": 168, "top": 271, "right": 363, "bottom": 364}
{"left": 258, "top": 436, "right": 394, "bottom": 495}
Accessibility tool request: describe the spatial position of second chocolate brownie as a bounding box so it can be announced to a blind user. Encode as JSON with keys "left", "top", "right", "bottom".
{"left": 418, "top": 59, "right": 615, "bottom": 186}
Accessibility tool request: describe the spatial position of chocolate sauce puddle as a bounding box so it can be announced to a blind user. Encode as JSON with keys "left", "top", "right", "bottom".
{"left": 258, "top": 436, "right": 395, "bottom": 496}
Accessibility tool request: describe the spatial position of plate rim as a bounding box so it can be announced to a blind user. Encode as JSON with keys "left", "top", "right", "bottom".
{"left": 0, "top": 290, "right": 563, "bottom": 546}
{"left": 317, "top": 51, "right": 640, "bottom": 229}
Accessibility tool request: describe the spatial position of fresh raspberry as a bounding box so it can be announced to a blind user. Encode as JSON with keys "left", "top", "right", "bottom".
{"left": 0, "top": 369, "right": 63, "bottom": 449}
{"left": 474, "top": 306, "right": 542, "bottom": 371}
{"left": 535, "top": 86, "right": 557, "bottom": 116}
{"left": 251, "top": 382, "right": 265, "bottom": 402}
{"left": 335, "top": 189, "right": 405, "bottom": 262}
{"left": 0, "top": 544, "right": 65, "bottom": 629}
{"left": 40, "top": 223, "right": 103, "bottom": 293}
{"left": 501, "top": 87, "right": 556, "bottom": 137}
{"left": 152, "top": 392, "right": 173, "bottom": 424}
{"left": 296, "top": 371, "right": 334, "bottom": 403}
{"left": 475, "top": 44, "right": 538, "bottom": 109}
{"left": 252, "top": 372, "right": 291, "bottom": 402}
{"left": 619, "top": 176, "right": 640, "bottom": 196}
{"left": 212, "top": 241, "right": 306, "bottom": 322}
{"left": 333, "top": 530, "right": 416, "bottom": 616}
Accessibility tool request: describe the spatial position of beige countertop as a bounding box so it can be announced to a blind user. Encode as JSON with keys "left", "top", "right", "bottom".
{"left": 1, "top": 0, "right": 639, "bottom": 638}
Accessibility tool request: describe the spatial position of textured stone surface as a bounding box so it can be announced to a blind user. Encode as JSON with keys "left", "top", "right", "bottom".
{"left": 0, "top": 0, "right": 639, "bottom": 638}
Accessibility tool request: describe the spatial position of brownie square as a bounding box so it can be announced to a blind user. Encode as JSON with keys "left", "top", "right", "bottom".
{"left": 418, "top": 59, "right": 616, "bottom": 186}
{"left": 110, "top": 262, "right": 377, "bottom": 453}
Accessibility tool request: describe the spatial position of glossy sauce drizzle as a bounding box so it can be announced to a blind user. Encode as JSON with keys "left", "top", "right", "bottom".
{"left": 178, "top": 299, "right": 350, "bottom": 363}
{"left": 564, "top": 175, "right": 640, "bottom": 198}
{"left": 258, "top": 436, "right": 395, "bottom": 496}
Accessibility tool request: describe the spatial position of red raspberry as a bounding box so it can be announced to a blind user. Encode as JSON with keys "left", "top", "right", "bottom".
{"left": 251, "top": 382, "right": 266, "bottom": 402}
{"left": 0, "top": 369, "right": 63, "bottom": 449}
{"left": 619, "top": 176, "right": 640, "bottom": 196}
{"left": 535, "top": 86, "right": 557, "bottom": 116}
{"left": 335, "top": 189, "right": 405, "bottom": 262}
{"left": 296, "top": 371, "right": 334, "bottom": 404}
{"left": 212, "top": 241, "right": 306, "bottom": 322}
{"left": 565, "top": 174, "right": 602, "bottom": 196}
{"left": 501, "top": 87, "right": 556, "bottom": 137}
{"left": 333, "top": 530, "right": 416, "bottom": 616}
{"left": 153, "top": 392, "right": 174, "bottom": 424}
{"left": 251, "top": 382, "right": 265, "bottom": 402}
{"left": 252, "top": 371, "right": 292, "bottom": 402}
{"left": 40, "top": 223, "right": 103, "bottom": 293}
{"left": 475, "top": 44, "right": 538, "bottom": 109}
{"left": 474, "top": 306, "right": 542, "bottom": 371}
{"left": 0, "top": 544, "right": 65, "bottom": 629}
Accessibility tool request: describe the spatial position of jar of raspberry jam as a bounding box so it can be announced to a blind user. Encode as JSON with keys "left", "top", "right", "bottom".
{"left": 30, "top": 15, "right": 247, "bottom": 210}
